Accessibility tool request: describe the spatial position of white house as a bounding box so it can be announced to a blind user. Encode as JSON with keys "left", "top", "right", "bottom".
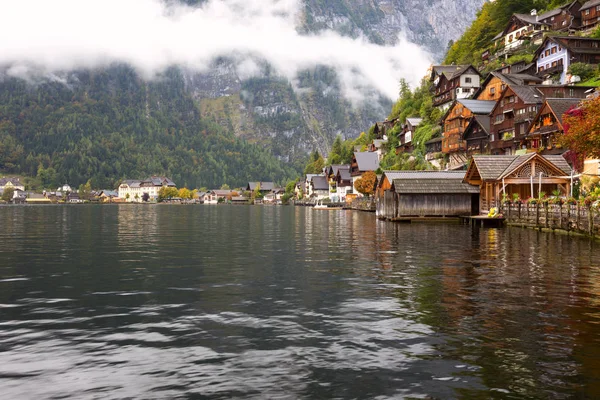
{"left": 535, "top": 36, "right": 600, "bottom": 85}
{"left": 0, "top": 177, "right": 25, "bottom": 194}
{"left": 118, "top": 176, "right": 176, "bottom": 202}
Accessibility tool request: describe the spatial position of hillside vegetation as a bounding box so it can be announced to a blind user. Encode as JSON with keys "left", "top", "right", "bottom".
{"left": 0, "top": 66, "right": 299, "bottom": 189}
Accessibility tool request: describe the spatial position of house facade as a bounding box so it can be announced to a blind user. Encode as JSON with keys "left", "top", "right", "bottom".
{"left": 431, "top": 65, "right": 481, "bottom": 109}
{"left": 581, "top": 0, "right": 600, "bottom": 31}
{"left": 526, "top": 98, "right": 581, "bottom": 154}
{"left": 118, "top": 177, "right": 176, "bottom": 202}
{"left": 489, "top": 85, "right": 544, "bottom": 155}
{"left": 463, "top": 116, "right": 491, "bottom": 157}
{"left": 464, "top": 154, "right": 572, "bottom": 212}
{"left": 493, "top": 13, "right": 549, "bottom": 57}
{"left": 396, "top": 117, "right": 422, "bottom": 154}
{"left": 0, "top": 177, "right": 25, "bottom": 194}
{"left": 350, "top": 152, "right": 380, "bottom": 188}
{"left": 535, "top": 36, "right": 600, "bottom": 84}
{"left": 442, "top": 99, "right": 496, "bottom": 169}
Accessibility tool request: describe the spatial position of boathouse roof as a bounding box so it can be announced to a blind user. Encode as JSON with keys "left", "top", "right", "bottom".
{"left": 392, "top": 178, "right": 479, "bottom": 194}
{"left": 468, "top": 154, "right": 571, "bottom": 181}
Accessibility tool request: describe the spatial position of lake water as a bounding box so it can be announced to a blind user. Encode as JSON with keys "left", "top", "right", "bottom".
{"left": 1, "top": 205, "right": 600, "bottom": 399}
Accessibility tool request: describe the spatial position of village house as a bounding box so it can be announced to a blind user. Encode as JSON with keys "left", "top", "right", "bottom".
{"left": 526, "top": 98, "right": 581, "bottom": 154}
{"left": 463, "top": 115, "right": 492, "bottom": 157}
{"left": 534, "top": 36, "right": 600, "bottom": 84}
{"left": 492, "top": 12, "right": 550, "bottom": 57}
{"left": 372, "top": 118, "right": 398, "bottom": 139}
{"left": 377, "top": 171, "right": 479, "bottom": 220}
{"left": 246, "top": 182, "right": 275, "bottom": 195}
{"left": 464, "top": 153, "right": 572, "bottom": 212}
{"left": 581, "top": 0, "right": 600, "bottom": 32}
{"left": 396, "top": 117, "right": 423, "bottom": 154}
{"left": 537, "top": 1, "right": 582, "bottom": 31}
{"left": 430, "top": 65, "right": 481, "bottom": 109}
{"left": 441, "top": 99, "right": 496, "bottom": 169}
{"left": 98, "top": 190, "right": 118, "bottom": 203}
{"left": 325, "top": 165, "right": 350, "bottom": 202}
{"left": 264, "top": 188, "right": 285, "bottom": 204}
{"left": 303, "top": 174, "right": 321, "bottom": 198}
{"left": 118, "top": 177, "right": 176, "bottom": 202}
{"left": 310, "top": 176, "right": 330, "bottom": 200}
{"left": 334, "top": 167, "right": 353, "bottom": 202}
{"left": 25, "top": 193, "right": 52, "bottom": 204}
{"left": 350, "top": 152, "right": 380, "bottom": 187}
{"left": 57, "top": 184, "right": 73, "bottom": 193}
{"left": 0, "top": 177, "right": 25, "bottom": 195}
{"left": 67, "top": 193, "right": 83, "bottom": 203}
{"left": 424, "top": 136, "right": 443, "bottom": 164}
{"left": 475, "top": 71, "right": 542, "bottom": 102}
{"left": 203, "top": 190, "right": 233, "bottom": 204}
{"left": 489, "top": 85, "right": 544, "bottom": 155}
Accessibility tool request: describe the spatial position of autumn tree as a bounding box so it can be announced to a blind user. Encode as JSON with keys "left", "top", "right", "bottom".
{"left": 353, "top": 171, "right": 377, "bottom": 197}
{"left": 1, "top": 187, "right": 14, "bottom": 202}
{"left": 561, "top": 96, "right": 600, "bottom": 161}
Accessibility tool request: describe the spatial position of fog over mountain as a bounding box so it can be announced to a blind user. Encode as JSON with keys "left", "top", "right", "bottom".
{"left": 0, "top": 0, "right": 485, "bottom": 181}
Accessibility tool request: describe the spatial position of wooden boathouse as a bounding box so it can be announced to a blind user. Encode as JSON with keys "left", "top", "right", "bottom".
{"left": 464, "top": 153, "right": 572, "bottom": 213}
{"left": 377, "top": 171, "right": 480, "bottom": 220}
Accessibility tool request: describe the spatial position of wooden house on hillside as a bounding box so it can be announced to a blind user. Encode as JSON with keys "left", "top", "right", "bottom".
{"left": 534, "top": 36, "right": 600, "bottom": 84}
{"left": 441, "top": 99, "right": 496, "bottom": 169}
{"left": 372, "top": 118, "right": 398, "bottom": 139}
{"left": 334, "top": 167, "right": 353, "bottom": 201}
{"left": 492, "top": 13, "right": 550, "bottom": 57}
{"left": 430, "top": 65, "right": 481, "bottom": 109}
{"left": 377, "top": 171, "right": 479, "bottom": 220}
{"left": 464, "top": 153, "right": 572, "bottom": 212}
{"left": 475, "top": 72, "right": 542, "bottom": 102}
{"left": 581, "top": 0, "right": 600, "bottom": 32}
{"left": 396, "top": 117, "right": 423, "bottom": 154}
{"left": 526, "top": 98, "right": 581, "bottom": 154}
{"left": 489, "top": 85, "right": 544, "bottom": 155}
{"left": 537, "top": 1, "right": 582, "bottom": 32}
{"left": 463, "top": 116, "right": 491, "bottom": 157}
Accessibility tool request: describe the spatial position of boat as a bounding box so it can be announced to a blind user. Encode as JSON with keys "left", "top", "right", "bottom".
{"left": 313, "top": 200, "right": 343, "bottom": 210}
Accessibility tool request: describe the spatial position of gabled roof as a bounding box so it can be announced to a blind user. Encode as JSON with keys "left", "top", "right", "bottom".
{"left": 467, "top": 154, "right": 571, "bottom": 181}
{"left": 0, "top": 177, "right": 23, "bottom": 186}
{"left": 383, "top": 170, "right": 466, "bottom": 181}
{"left": 581, "top": 0, "right": 600, "bottom": 11}
{"left": 456, "top": 99, "right": 497, "bottom": 115}
{"left": 354, "top": 152, "right": 380, "bottom": 172}
{"left": 431, "top": 65, "right": 478, "bottom": 81}
{"left": 510, "top": 85, "right": 544, "bottom": 105}
{"left": 406, "top": 118, "right": 423, "bottom": 128}
{"left": 535, "top": 36, "right": 600, "bottom": 58}
{"left": 305, "top": 174, "right": 320, "bottom": 182}
{"left": 247, "top": 182, "right": 275, "bottom": 191}
{"left": 311, "top": 176, "right": 329, "bottom": 191}
{"left": 528, "top": 98, "right": 581, "bottom": 134}
{"left": 545, "top": 98, "right": 581, "bottom": 126}
{"left": 337, "top": 168, "right": 351, "bottom": 181}
{"left": 392, "top": 178, "right": 479, "bottom": 194}
{"left": 464, "top": 116, "right": 491, "bottom": 140}
{"left": 211, "top": 190, "right": 233, "bottom": 196}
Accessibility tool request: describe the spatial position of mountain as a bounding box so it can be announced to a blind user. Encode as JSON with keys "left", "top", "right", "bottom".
{"left": 0, "top": 0, "right": 486, "bottom": 188}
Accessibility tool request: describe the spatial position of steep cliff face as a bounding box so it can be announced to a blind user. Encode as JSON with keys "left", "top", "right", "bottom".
{"left": 187, "top": 0, "right": 486, "bottom": 161}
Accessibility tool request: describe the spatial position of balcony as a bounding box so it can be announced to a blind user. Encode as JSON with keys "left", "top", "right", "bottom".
{"left": 529, "top": 124, "right": 559, "bottom": 136}
{"left": 536, "top": 64, "right": 564, "bottom": 77}
{"left": 490, "top": 139, "right": 514, "bottom": 150}
{"left": 514, "top": 112, "right": 537, "bottom": 124}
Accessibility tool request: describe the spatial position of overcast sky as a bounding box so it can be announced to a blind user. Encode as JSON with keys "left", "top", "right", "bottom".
{"left": 0, "top": 0, "right": 432, "bottom": 103}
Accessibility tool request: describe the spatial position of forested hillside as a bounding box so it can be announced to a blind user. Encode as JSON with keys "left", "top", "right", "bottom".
{"left": 0, "top": 66, "right": 299, "bottom": 189}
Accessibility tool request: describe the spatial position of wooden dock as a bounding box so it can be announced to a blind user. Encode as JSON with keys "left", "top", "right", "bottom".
{"left": 459, "top": 215, "right": 505, "bottom": 228}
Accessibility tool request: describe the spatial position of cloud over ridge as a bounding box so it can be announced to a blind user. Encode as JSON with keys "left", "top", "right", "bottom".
{"left": 0, "top": 0, "right": 432, "bottom": 102}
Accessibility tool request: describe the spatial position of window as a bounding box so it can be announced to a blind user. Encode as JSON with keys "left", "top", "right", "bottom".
{"left": 520, "top": 124, "right": 526, "bottom": 135}
{"left": 545, "top": 49, "right": 551, "bottom": 56}
{"left": 551, "top": 47, "right": 557, "bottom": 54}
{"left": 541, "top": 53, "right": 545, "bottom": 59}
{"left": 495, "top": 114, "right": 505, "bottom": 124}
{"left": 501, "top": 84, "right": 506, "bottom": 91}
{"left": 551, "top": 17, "right": 555, "bottom": 21}
{"left": 490, "top": 87, "right": 496, "bottom": 94}
{"left": 552, "top": 61, "right": 558, "bottom": 67}
{"left": 562, "top": 21, "right": 567, "bottom": 26}
{"left": 569, "top": 88, "right": 575, "bottom": 97}
{"left": 593, "top": 42, "right": 599, "bottom": 48}
{"left": 546, "top": 63, "right": 550, "bottom": 69}
{"left": 597, "top": 5, "right": 600, "bottom": 11}
{"left": 585, "top": 9, "right": 590, "bottom": 16}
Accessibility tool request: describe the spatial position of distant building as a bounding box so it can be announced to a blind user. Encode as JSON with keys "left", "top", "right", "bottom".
{"left": 581, "top": 0, "right": 600, "bottom": 32}
{"left": 534, "top": 36, "right": 600, "bottom": 85}
{"left": 430, "top": 65, "right": 481, "bottom": 109}
{"left": 0, "top": 177, "right": 25, "bottom": 194}
{"left": 118, "top": 177, "right": 176, "bottom": 202}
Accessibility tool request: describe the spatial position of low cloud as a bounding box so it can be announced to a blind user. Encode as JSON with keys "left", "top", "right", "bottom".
{"left": 0, "top": 0, "right": 432, "bottom": 103}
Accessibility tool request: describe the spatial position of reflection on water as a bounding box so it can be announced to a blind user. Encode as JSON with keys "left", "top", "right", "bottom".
{"left": 1, "top": 205, "right": 600, "bottom": 398}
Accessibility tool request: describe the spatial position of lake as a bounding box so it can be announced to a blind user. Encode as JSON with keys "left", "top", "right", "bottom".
{"left": 1, "top": 205, "right": 600, "bottom": 399}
